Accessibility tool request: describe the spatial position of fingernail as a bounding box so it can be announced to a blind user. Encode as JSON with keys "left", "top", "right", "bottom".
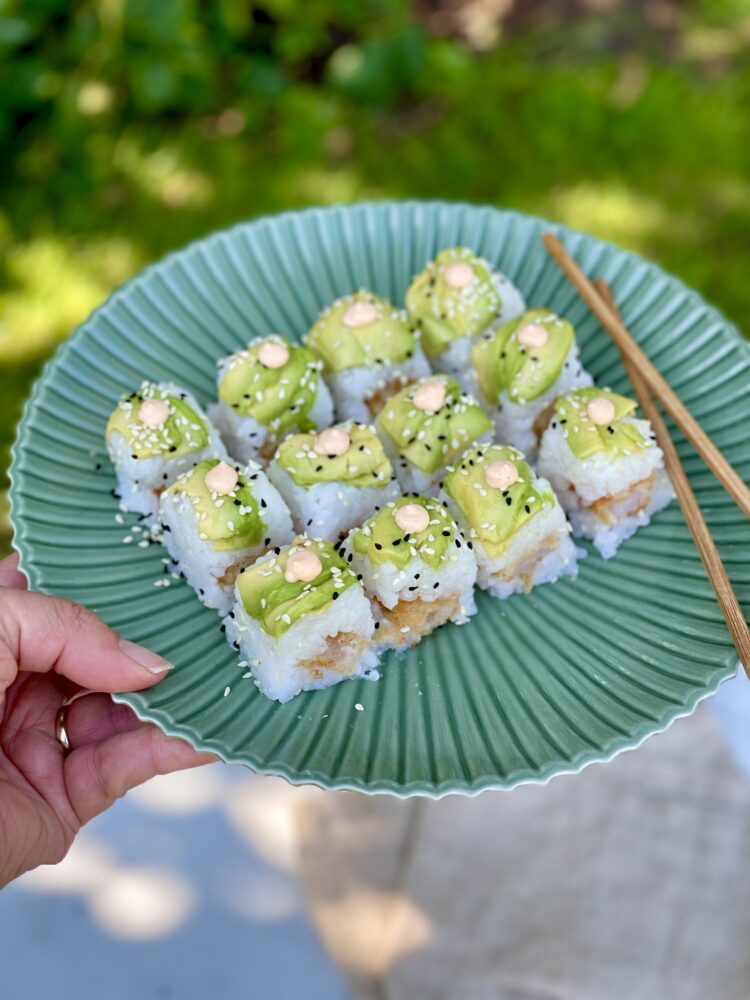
{"left": 118, "top": 638, "right": 174, "bottom": 674}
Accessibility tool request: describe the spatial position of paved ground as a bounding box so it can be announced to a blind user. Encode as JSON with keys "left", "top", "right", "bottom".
{"left": 3, "top": 671, "right": 748, "bottom": 1000}
{"left": 0, "top": 766, "right": 347, "bottom": 1000}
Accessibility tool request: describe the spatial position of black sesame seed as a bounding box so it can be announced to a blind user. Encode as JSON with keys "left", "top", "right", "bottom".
{"left": 392, "top": 539, "right": 402, "bottom": 546}
{"left": 219, "top": 623, "right": 226, "bottom": 633}
{"left": 442, "top": 529, "right": 450, "bottom": 537}
{"left": 467, "top": 541, "right": 473, "bottom": 550}
{"left": 374, "top": 621, "right": 381, "bottom": 629}
{"left": 261, "top": 498, "right": 267, "bottom": 508}
{"left": 95, "top": 462, "right": 101, "bottom": 471}
{"left": 131, "top": 454, "right": 138, "bottom": 460}
{"left": 506, "top": 496, "right": 512, "bottom": 506}
{"left": 408, "top": 586, "right": 418, "bottom": 592}
{"left": 199, "top": 588, "right": 205, "bottom": 595}
{"left": 332, "top": 592, "right": 339, "bottom": 600}
{"left": 375, "top": 542, "right": 383, "bottom": 550}
{"left": 433, "top": 582, "right": 440, "bottom": 589}
{"left": 524, "top": 504, "right": 530, "bottom": 513}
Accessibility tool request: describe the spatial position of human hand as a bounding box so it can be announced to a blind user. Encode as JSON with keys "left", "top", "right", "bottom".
{"left": 0, "top": 552, "right": 213, "bottom": 888}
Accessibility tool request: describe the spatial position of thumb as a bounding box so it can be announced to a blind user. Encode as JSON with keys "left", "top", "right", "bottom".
{"left": 0, "top": 588, "right": 173, "bottom": 696}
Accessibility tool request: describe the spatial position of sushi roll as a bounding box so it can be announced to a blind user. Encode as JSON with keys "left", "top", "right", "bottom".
{"left": 303, "top": 290, "right": 430, "bottom": 421}
{"left": 536, "top": 387, "right": 674, "bottom": 559}
{"left": 405, "top": 247, "right": 526, "bottom": 378}
{"left": 224, "top": 536, "right": 379, "bottom": 703}
{"left": 468, "top": 308, "right": 593, "bottom": 460}
{"left": 440, "top": 443, "right": 579, "bottom": 599}
{"left": 209, "top": 334, "right": 334, "bottom": 464}
{"left": 267, "top": 422, "right": 401, "bottom": 540}
{"left": 376, "top": 374, "right": 493, "bottom": 495}
{"left": 159, "top": 458, "right": 293, "bottom": 616}
{"left": 343, "top": 495, "right": 477, "bottom": 651}
{"left": 105, "top": 381, "right": 227, "bottom": 519}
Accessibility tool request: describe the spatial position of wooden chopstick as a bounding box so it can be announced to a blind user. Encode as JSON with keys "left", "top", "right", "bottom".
{"left": 542, "top": 233, "right": 750, "bottom": 520}
{"left": 594, "top": 276, "right": 750, "bottom": 676}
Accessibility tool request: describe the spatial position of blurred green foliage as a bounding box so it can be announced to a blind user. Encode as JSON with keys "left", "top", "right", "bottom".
{"left": 1, "top": 0, "right": 749, "bottom": 549}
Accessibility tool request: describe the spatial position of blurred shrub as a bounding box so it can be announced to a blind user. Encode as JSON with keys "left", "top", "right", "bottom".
{"left": 0, "top": 0, "right": 435, "bottom": 185}
{"left": 1, "top": 0, "right": 749, "bottom": 552}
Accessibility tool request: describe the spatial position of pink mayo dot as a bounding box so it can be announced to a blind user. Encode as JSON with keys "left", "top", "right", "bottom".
{"left": 204, "top": 460, "right": 239, "bottom": 494}
{"left": 517, "top": 322, "right": 549, "bottom": 349}
{"left": 313, "top": 427, "right": 351, "bottom": 457}
{"left": 412, "top": 379, "right": 446, "bottom": 413}
{"left": 443, "top": 261, "right": 477, "bottom": 289}
{"left": 586, "top": 396, "right": 616, "bottom": 426}
{"left": 394, "top": 503, "right": 430, "bottom": 534}
{"left": 285, "top": 549, "right": 322, "bottom": 583}
{"left": 258, "top": 341, "right": 290, "bottom": 369}
{"left": 485, "top": 460, "right": 519, "bottom": 490}
{"left": 342, "top": 301, "right": 380, "bottom": 328}
{"left": 137, "top": 398, "right": 170, "bottom": 428}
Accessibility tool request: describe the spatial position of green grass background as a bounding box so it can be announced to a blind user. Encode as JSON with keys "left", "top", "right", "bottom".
{"left": 2, "top": 0, "right": 749, "bottom": 552}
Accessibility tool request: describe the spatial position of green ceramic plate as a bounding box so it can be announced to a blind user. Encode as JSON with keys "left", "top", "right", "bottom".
{"left": 9, "top": 201, "right": 750, "bottom": 796}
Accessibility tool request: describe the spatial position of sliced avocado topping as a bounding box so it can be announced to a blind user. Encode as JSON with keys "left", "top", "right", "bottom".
{"left": 471, "top": 308, "right": 575, "bottom": 405}
{"left": 351, "top": 496, "right": 457, "bottom": 570}
{"left": 553, "top": 387, "right": 647, "bottom": 460}
{"left": 304, "top": 291, "right": 415, "bottom": 374}
{"left": 218, "top": 336, "right": 321, "bottom": 434}
{"left": 237, "top": 537, "right": 357, "bottom": 639}
{"left": 443, "top": 444, "right": 554, "bottom": 558}
{"left": 405, "top": 247, "right": 501, "bottom": 357}
{"left": 275, "top": 423, "right": 392, "bottom": 488}
{"left": 105, "top": 383, "right": 209, "bottom": 459}
{"left": 166, "top": 459, "right": 265, "bottom": 552}
{"left": 377, "top": 376, "right": 492, "bottom": 475}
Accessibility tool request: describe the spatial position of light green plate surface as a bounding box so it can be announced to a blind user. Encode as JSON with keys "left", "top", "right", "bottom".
{"left": 9, "top": 201, "right": 750, "bottom": 796}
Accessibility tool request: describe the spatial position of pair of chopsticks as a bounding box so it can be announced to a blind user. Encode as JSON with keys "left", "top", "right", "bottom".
{"left": 542, "top": 233, "right": 750, "bottom": 676}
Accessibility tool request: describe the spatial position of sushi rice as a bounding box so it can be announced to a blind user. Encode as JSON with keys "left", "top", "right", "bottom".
{"left": 342, "top": 496, "right": 477, "bottom": 651}
{"left": 537, "top": 388, "right": 674, "bottom": 558}
{"left": 440, "top": 443, "right": 579, "bottom": 599}
{"left": 106, "top": 381, "right": 227, "bottom": 520}
{"left": 224, "top": 538, "right": 378, "bottom": 703}
{"left": 159, "top": 459, "right": 293, "bottom": 616}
